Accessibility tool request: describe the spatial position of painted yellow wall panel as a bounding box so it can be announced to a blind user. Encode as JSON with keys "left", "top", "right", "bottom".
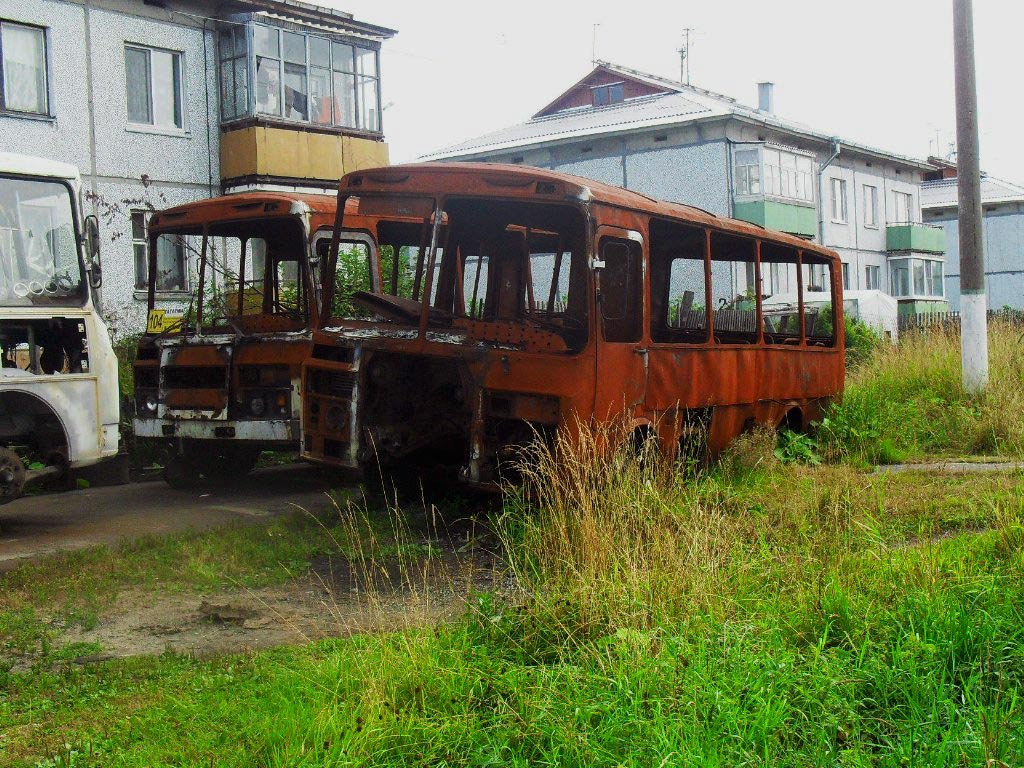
{"left": 220, "top": 125, "right": 389, "bottom": 182}
{"left": 344, "top": 136, "right": 389, "bottom": 171}
{"left": 219, "top": 128, "right": 258, "bottom": 181}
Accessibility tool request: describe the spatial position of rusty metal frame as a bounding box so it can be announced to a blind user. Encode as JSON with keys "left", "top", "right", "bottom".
{"left": 300, "top": 163, "right": 845, "bottom": 489}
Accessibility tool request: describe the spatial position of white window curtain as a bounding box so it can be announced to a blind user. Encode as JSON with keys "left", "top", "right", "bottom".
{"left": 2, "top": 24, "right": 47, "bottom": 113}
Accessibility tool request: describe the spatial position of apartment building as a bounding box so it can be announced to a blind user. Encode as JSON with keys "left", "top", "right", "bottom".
{"left": 0, "top": 0, "right": 394, "bottom": 333}
{"left": 424, "top": 61, "right": 946, "bottom": 317}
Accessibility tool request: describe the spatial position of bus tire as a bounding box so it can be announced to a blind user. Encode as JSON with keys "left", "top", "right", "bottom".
{"left": 0, "top": 447, "right": 26, "bottom": 504}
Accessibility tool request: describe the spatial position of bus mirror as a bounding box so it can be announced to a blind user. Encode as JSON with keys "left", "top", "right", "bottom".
{"left": 85, "top": 215, "right": 102, "bottom": 289}
{"left": 85, "top": 215, "right": 100, "bottom": 260}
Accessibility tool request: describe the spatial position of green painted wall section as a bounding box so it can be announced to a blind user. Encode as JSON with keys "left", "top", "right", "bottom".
{"left": 897, "top": 299, "right": 949, "bottom": 317}
{"left": 887, "top": 224, "right": 946, "bottom": 254}
{"left": 733, "top": 200, "right": 818, "bottom": 238}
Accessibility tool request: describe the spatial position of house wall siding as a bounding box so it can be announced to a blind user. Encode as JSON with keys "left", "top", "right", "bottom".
{"left": 929, "top": 204, "right": 1024, "bottom": 310}
{"left": 1, "top": 0, "right": 221, "bottom": 337}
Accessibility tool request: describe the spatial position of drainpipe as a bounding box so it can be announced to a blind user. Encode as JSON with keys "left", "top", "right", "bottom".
{"left": 817, "top": 137, "right": 841, "bottom": 247}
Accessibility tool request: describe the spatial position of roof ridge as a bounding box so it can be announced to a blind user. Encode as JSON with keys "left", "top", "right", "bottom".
{"left": 594, "top": 59, "right": 738, "bottom": 104}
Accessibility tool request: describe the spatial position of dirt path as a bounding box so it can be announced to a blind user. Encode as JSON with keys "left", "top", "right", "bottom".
{"left": 58, "top": 549, "right": 505, "bottom": 661}
{"left": 0, "top": 464, "right": 336, "bottom": 573}
{"left": 874, "top": 460, "right": 1024, "bottom": 474}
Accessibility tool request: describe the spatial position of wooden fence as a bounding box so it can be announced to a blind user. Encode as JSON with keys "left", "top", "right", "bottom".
{"left": 898, "top": 308, "right": 1024, "bottom": 333}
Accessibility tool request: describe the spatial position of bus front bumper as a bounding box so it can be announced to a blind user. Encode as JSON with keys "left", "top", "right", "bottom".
{"left": 133, "top": 417, "right": 300, "bottom": 443}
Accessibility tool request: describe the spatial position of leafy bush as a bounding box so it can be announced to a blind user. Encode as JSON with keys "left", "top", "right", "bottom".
{"left": 843, "top": 316, "right": 883, "bottom": 368}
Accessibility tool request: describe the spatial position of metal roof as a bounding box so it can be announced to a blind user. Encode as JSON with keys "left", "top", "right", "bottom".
{"left": 423, "top": 91, "right": 723, "bottom": 159}
{"left": 922, "top": 175, "right": 1024, "bottom": 210}
{"left": 422, "top": 61, "right": 933, "bottom": 170}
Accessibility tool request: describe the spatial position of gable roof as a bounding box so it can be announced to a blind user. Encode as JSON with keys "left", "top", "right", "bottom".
{"left": 421, "top": 60, "right": 932, "bottom": 171}
{"left": 922, "top": 174, "right": 1024, "bottom": 210}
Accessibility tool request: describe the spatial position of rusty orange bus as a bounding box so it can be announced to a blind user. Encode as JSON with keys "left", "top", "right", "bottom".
{"left": 301, "top": 163, "right": 844, "bottom": 488}
{"left": 133, "top": 192, "right": 340, "bottom": 486}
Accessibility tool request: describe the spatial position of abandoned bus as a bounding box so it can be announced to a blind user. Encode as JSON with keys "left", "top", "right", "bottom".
{"left": 302, "top": 163, "right": 844, "bottom": 488}
{"left": 133, "top": 192, "right": 338, "bottom": 486}
{"left": 0, "top": 152, "right": 118, "bottom": 502}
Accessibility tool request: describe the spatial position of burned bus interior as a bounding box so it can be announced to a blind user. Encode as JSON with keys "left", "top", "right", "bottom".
{"left": 146, "top": 217, "right": 311, "bottom": 336}
{"left": 324, "top": 196, "right": 589, "bottom": 353}
{"left": 303, "top": 164, "right": 844, "bottom": 488}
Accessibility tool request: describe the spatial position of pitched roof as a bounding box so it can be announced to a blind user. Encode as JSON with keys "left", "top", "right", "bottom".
{"left": 922, "top": 174, "right": 1024, "bottom": 209}
{"left": 421, "top": 61, "right": 932, "bottom": 170}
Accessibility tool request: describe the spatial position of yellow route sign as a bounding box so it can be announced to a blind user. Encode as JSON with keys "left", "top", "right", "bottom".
{"left": 146, "top": 309, "right": 183, "bottom": 334}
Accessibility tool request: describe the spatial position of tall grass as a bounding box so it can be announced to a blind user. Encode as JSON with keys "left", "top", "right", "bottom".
{"left": 821, "top": 319, "right": 1024, "bottom": 462}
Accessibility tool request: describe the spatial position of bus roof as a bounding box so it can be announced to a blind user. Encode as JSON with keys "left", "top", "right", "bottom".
{"left": 0, "top": 152, "right": 81, "bottom": 181}
{"left": 340, "top": 162, "right": 839, "bottom": 261}
{"left": 149, "top": 190, "right": 339, "bottom": 231}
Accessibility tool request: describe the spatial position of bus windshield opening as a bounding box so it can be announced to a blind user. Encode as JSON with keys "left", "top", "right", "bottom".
{"left": 0, "top": 176, "right": 85, "bottom": 307}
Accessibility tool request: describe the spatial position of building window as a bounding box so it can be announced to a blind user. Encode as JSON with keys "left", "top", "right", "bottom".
{"left": 863, "top": 184, "right": 878, "bottom": 228}
{"left": 734, "top": 149, "right": 761, "bottom": 196}
{"left": 133, "top": 211, "right": 187, "bottom": 293}
{"left": 762, "top": 147, "right": 814, "bottom": 202}
{"left": 889, "top": 256, "right": 943, "bottom": 299}
{"left": 893, "top": 190, "right": 914, "bottom": 223}
{"left": 842, "top": 262, "right": 850, "bottom": 290}
{"left": 125, "top": 45, "right": 183, "bottom": 129}
{"left": 592, "top": 82, "right": 624, "bottom": 107}
{"left": 865, "top": 264, "right": 880, "bottom": 290}
{"left": 830, "top": 178, "right": 848, "bottom": 223}
{"left": 241, "top": 23, "right": 381, "bottom": 132}
{"left": 0, "top": 21, "right": 48, "bottom": 115}
{"left": 218, "top": 26, "right": 248, "bottom": 120}
{"left": 734, "top": 145, "right": 813, "bottom": 203}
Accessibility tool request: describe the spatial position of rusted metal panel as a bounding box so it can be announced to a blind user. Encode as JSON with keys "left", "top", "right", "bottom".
{"left": 134, "top": 191, "right": 331, "bottom": 454}
{"left": 302, "top": 163, "right": 845, "bottom": 489}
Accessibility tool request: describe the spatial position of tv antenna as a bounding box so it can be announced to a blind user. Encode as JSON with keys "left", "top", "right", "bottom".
{"left": 592, "top": 23, "right": 601, "bottom": 65}
{"left": 678, "top": 28, "right": 694, "bottom": 85}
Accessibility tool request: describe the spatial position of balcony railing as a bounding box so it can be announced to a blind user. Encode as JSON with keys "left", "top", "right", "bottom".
{"left": 732, "top": 199, "right": 817, "bottom": 238}
{"left": 886, "top": 222, "right": 946, "bottom": 254}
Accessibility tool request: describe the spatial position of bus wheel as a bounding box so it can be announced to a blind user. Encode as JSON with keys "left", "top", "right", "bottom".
{"left": 0, "top": 448, "right": 27, "bottom": 504}
{"left": 204, "top": 445, "right": 261, "bottom": 480}
{"left": 163, "top": 444, "right": 260, "bottom": 488}
{"left": 162, "top": 452, "right": 199, "bottom": 489}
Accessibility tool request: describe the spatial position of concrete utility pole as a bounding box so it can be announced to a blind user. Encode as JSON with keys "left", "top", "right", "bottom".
{"left": 953, "top": 0, "right": 988, "bottom": 392}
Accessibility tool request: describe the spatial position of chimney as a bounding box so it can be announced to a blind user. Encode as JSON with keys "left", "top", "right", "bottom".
{"left": 757, "top": 82, "right": 775, "bottom": 114}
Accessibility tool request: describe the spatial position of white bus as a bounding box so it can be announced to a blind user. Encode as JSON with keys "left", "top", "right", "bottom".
{"left": 0, "top": 153, "right": 119, "bottom": 502}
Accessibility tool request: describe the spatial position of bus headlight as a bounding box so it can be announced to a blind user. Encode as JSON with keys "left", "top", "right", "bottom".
{"left": 137, "top": 390, "right": 158, "bottom": 417}
{"left": 249, "top": 394, "right": 267, "bottom": 416}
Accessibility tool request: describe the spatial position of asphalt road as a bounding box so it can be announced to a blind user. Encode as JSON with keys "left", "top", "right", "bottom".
{"left": 0, "top": 463, "right": 338, "bottom": 573}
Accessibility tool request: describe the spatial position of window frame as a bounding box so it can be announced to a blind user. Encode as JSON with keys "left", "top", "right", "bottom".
{"left": 124, "top": 43, "right": 185, "bottom": 132}
{"left": 888, "top": 255, "right": 944, "bottom": 299}
{"left": 591, "top": 81, "right": 625, "bottom": 107}
{"left": 734, "top": 144, "right": 814, "bottom": 204}
{"left": 830, "top": 177, "right": 848, "bottom": 224}
{"left": 893, "top": 190, "right": 914, "bottom": 224}
{"left": 865, "top": 264, "right": 880, "bottom": 291}
{"left": 133, "top": 210, "right": 189, "bottom": 297}
{"left": 218, "top": 25, "right": 250, "bottom": 121}
{"left": 0, "top": 19, "right": 50, "bottom": 117}
{"left": 863, "top": 184, "right": 879, "bottom": 228}
{"left": 242, "top": 22, "right": 382, "bottom": 133}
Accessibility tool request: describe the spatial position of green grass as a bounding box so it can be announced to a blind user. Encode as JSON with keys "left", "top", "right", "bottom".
{"left": 820, "top": 321, "right": 1024, "bottom": 464}
{"left": 5, "top": 326, "right": 1024, "bottom": 765}
{"left": 2, "top": 462, "right": 1023, "bottom": 766}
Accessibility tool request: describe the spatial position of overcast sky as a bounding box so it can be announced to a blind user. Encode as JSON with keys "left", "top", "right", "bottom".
{"left": 329, "top": 1, "right": 1023, "bottom": 182}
